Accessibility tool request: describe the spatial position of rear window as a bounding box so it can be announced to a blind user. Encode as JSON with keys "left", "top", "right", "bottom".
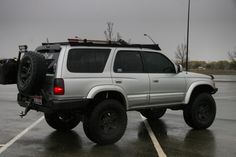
{"left": 67, "top": 48, "right": 110, "bottom": 73}
{"left": 37, "top": 49, "right": 60, "bottom": 74}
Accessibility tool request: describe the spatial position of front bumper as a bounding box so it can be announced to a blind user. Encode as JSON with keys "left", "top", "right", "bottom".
{"left": 17, "top": 93, "right": 90, "bottom": 113}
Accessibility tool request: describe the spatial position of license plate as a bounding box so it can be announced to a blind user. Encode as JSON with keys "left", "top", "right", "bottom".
{"left": 33, "top": 96, "right": 42, "bottom": 105}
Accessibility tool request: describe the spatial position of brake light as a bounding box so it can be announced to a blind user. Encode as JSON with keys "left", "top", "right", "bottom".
{"left": 54, "top": 78, "right": 64, "bottom": 95}
{"left": 54, "top": 87, "right": 64, "bottom": 95}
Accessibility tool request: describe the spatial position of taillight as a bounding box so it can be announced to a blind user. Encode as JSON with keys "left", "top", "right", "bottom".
{"left": 53, "top": 78, "right": 64, "bottom": 95}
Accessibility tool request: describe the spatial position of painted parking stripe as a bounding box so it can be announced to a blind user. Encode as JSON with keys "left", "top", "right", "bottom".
{"left": 141, "top": 115, "right": 167, "bottom": 157}
{"left": 0, "top": 116, "right": 44, "bottom": 154}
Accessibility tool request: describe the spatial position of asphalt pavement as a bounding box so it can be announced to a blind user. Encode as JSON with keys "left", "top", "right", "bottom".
{"left": 0, "top": 80, "right": 235, "bottom": 157}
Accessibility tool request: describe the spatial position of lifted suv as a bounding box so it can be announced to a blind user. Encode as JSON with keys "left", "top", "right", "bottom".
{"left": 0, "top": 39, "right": 217, "bottom": 145}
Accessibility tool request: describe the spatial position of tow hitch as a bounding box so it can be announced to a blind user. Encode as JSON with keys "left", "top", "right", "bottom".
{"left": 19, "top": 100, "right": 33, "bottom": 118}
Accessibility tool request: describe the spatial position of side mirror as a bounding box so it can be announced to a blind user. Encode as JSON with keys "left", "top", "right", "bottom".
{"left": 177, "top": 64, "right": 183, "bottom": 73}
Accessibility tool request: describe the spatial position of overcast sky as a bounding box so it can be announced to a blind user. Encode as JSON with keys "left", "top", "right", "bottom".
{"left": 0, "top": 0, "right": 236, "bottom": 61}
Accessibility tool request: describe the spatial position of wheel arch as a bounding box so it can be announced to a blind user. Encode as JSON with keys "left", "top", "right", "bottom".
{"left": 86, "top": 85, "right": 128, "bottom": 110}
{"left": 184, "top": 82, "right": 215, "bottom": 104}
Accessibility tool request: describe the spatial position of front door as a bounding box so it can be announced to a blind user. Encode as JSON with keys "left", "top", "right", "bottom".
{"left": 111, "top": 49, "right": 149, "bottom": 109}
{"left": 142, "top": 51, "right": 186, "bottom": 105}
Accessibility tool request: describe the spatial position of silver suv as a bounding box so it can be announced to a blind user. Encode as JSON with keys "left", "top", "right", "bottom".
{"left": 6, "top": 39, "right": 218, "bottom": 145}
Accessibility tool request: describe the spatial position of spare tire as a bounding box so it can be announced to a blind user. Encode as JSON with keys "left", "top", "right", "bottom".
{"left": 17, "top": 52, "right": 47, "bottom": 94}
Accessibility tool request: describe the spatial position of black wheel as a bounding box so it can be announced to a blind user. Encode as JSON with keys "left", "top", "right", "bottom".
{"left": 83, "top": 99, "right": 127, "bottom": 145}
{"left": 17, "top": 52, "right": 47, "bottom": 94}
{"left": 45, "top": 112, "right": 80, "bottom": 131}
{"left": 183, "top": 93, "right": 216, "bottom": 129}
{"left": 140, "top": 108, "right": 166, "bottom": 119}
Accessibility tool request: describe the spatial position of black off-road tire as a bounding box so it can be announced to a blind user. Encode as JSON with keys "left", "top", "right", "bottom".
{"left": 45, "top": 112, "right": 80, "bottom": 131}
{"left": 140, "top": 108, "right": 166, "bottom": 119}
{"left": 183, "top": 93, "right": 216, "bottom": 129}
{"left": 83, "top": 99, "right": 127, "bottom": 145}
{"left": 17, "top": 52, "right": 47, "bottom": 94}
{"left": 83, "top": 114, "right": 95, "bottom": 142}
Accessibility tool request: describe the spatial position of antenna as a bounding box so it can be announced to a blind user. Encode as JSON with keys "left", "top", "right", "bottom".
{"left": 186, "top": 0, "right": 191, "bottom": 72}
{"left": 144, "top": 34, "right": 157, "bottom": 45}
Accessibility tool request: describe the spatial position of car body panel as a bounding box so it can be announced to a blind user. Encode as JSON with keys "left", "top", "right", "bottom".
{"left": 148, "top": 72, "right": 186, "bottom": 104}
{"left": 58, "top": 46, "right": 114, "bottom": 100}
{"left": 49, "top": 45, "right": 216, "bottom": 110}
{"left": 110, "top": 48, "right": 150, "bottom": 108}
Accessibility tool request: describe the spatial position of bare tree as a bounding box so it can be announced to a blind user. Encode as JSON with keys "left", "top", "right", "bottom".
{"left": 104, "top": 22, "right": 131, "bottom": 44}
{"left": 228, "top": 50, "right": 236, "bottom": 62}
{"left": 104, "top": 22, "right": 114, "bottom": 41}
{"left": 104, "top": 22, "right": 124, "bottom": 41}
{"left": 228, "top": 49, "right": 236, "bottom": 70}
{"left": 175, "top": 43, "right": 187, "bottom": 67}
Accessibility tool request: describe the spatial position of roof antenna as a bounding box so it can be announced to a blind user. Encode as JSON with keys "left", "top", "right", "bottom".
{"left": 144, "top": 34, "right": 157, "bottom": 45}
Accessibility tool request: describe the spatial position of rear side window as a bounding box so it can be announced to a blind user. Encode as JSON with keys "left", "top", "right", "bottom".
{"left": 114, "top": 51, "right": 144, "bottom": 73}
{"left": 38, "top": 49, "right": 60, "bottom": 74}
{"left": 67, "top": 49, "right": 110, "bottom": 73}
{"left": 142, "top": 51, "right": 176, "bottom": 73}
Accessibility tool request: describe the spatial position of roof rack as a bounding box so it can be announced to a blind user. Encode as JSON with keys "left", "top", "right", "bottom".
{"left": 42, "top": 38, "right": 161, "bottom": 51}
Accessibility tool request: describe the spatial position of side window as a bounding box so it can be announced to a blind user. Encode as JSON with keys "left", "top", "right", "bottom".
{"left": 114, "top": 51, "right": 144, "bottom": 73}
{"left": 67, "top": 49, "right": 110, "bottom": 73}
{"left": 142, "top": 51, "right": 176, "bottom": 73}
{"left": 38, "top": 50, "right": 60, "bottom": 74}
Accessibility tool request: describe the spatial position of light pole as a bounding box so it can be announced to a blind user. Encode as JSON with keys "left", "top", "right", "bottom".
{"left": 186, "top": 0, "right": 191, "bottom": 71}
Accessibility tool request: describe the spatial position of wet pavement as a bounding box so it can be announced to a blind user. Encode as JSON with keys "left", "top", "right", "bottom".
{"left": 0, "top": 85, "right": 42, "bottom": 144}
{"left": 0, "top": 80, "right": 236, "bottom": 157}
{"left": 148, "top": 114, "right": 236, "bottom": 157}
{"left": 0, "top": 112, "right": 157, "bottom": 157}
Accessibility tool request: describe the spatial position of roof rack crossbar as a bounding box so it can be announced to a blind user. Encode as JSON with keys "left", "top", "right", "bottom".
{"left": 42, "top": 38, "right": 161, "bottom": 51}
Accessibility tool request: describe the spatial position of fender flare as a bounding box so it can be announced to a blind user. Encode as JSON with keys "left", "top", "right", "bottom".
{"left": 86, "top": 85, "right": 128, "bottom": 108}
{"left": 184, "top": 81, "right": 215, "bottom": 104}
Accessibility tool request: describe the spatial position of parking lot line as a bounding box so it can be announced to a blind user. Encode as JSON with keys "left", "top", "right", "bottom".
{"left": 0, "top": 144, "right": 5, "bottom": 147}
{"left": 0, "top": 116, "right": 44, "bottom": 154}
{"left": 141, "top": 115, "right": 167, "bottom": 157}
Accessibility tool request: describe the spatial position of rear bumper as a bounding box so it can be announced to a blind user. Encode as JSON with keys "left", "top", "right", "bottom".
{"left": 17, "top": 93, "right": 90, "bottom": 113}
{"left": 51, "top": 99, "right": 90, "bottom": 110}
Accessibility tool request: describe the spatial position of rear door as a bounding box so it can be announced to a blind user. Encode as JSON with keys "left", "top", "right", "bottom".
{"left": 111, "top": 49, "right": 149, "bottom": 109}
{"left": 142, "top": 51, "right": 186, "bottom": 105}
{"left": 61, "top": 47, "right": 112, "bottom": 99}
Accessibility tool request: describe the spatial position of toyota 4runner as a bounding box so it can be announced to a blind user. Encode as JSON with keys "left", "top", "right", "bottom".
{"left": 0, "top": 39, "right": 218, "bottom": 145}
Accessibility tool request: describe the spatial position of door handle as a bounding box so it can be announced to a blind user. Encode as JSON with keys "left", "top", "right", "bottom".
{"left": 153, "top": 80, "right": 159, "bottom": 83}
{"left": 115, "top": 80, "right": 122, "bottom": 84}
